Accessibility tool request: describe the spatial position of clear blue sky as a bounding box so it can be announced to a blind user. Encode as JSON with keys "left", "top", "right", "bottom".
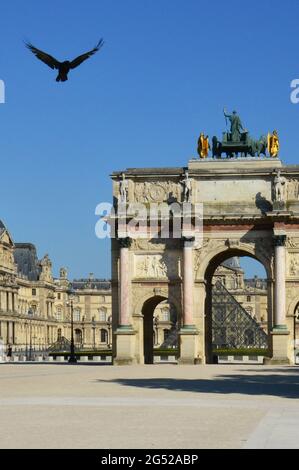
{"left": 0, "top": 0, "right": 298, "bottom": 279}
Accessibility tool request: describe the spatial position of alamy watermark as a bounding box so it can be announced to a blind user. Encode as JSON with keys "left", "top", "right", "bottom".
{"left": 0, "top": 80, "right": 5, "bottom": 104}
{"left": 95, "top": 201, "right": 203, "bottom": 244}
{"left": 290, "top": 79, "right": 299, "bottom": 104}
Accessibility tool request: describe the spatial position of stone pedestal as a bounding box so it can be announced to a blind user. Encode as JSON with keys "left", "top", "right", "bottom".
{"left": 178, "top": 327, "right": 199, "bottom": 365}
{"left": 114, "top": 327, "right": 137, "bottom": 365}
{"left": 265, "top": 329, "right": 290, "bottom": 365}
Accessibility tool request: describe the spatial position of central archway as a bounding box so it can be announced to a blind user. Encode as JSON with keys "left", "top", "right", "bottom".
{"left": 204, "top": 249, "right": 272, "bottom": 364}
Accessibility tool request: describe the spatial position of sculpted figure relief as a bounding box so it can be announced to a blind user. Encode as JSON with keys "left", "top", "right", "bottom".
{"left": 273, "top": 169, "right": 287, "bottom": 202}
{"left": 119, "top": 173, "right": 128, "bottom": 203}
{"left": 135, "top": 254, "right": 179, "bottom": 279}
{"left": 180, "top": 171, "right": 192, "bottom": 202}
{"left": 289, "top": 255, "right": 299, "bottom": 276}
{"left": 287, "top": 179, "right": 299, "bottom": 200}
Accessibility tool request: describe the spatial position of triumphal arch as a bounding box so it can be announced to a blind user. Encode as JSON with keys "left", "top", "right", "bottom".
{"left": 110, "top": 113, "right": 299, "bottom": 365}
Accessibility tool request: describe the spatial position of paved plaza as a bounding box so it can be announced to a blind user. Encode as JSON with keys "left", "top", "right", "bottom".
{"left": 0, "top": 364, "right": 299, "bottom": 449}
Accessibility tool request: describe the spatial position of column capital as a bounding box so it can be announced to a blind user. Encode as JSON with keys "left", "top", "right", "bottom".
{"left": 182, "top": 236, "right": 195, "bottom": 248}
{"left": 274, "top": 235, "right": 287, "bottom": 247}
{"left": 118, "top": 237, "right": 132, "bottom": 249}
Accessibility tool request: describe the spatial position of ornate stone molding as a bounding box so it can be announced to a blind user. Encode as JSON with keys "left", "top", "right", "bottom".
{"left": 131, "top": 238, "right": 179, "bottom": 251}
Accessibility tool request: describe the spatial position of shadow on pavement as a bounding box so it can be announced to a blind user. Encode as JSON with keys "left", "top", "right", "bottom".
{"left": 96, "top": 369, "right": 299, "bottom": 399}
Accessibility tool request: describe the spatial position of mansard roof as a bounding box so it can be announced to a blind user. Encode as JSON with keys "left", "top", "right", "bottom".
{"left": 14, "top": 243, "right": 41, "bottom": 281}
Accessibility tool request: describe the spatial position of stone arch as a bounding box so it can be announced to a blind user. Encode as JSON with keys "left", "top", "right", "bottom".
{"left": 196, "top": 242, "right": 272, "bottom": 282}
{"left": 202, "top": 246, "right": 272, "bottom": 363}
{"left": 287, "top": 295, "right": 299, "bottom": 319}
{"left": 141, "top": 295, "right": 168, "bottom": 364}
{"left": 133, "top": 288, "right": 181, "bottom": 319}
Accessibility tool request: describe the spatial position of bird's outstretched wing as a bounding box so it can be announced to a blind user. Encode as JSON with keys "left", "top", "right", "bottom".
{"left": 69, "top": 39, "right": 104, "bottom": 69}
{"left": 25, "top": 42, "right": 60, "bottom": 69}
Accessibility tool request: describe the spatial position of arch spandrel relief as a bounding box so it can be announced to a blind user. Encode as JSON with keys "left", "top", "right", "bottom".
{"left": 194, "top": 236, "right": 274, "bottom": 281}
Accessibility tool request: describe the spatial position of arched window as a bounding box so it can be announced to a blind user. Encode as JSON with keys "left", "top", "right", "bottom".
{"left": 57, "top": 328, "right": 62, "bottom": 341}
{"left": 99, "top": 307, "right": 107, "bottom": 322}
{"left": 100, "top": 329, "right": 108, "bottom": 343}
{"left": 74, "top": 308, "right": 81, "bottom": 322}
{"left": 31, "top": 304, "right": 37, "bottom": 314}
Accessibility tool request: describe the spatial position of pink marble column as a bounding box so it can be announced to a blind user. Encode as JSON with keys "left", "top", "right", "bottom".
{"left": 274, "top": 235, "right": 287, "bottom": 328}
{"left": 119, "top": 238, "right": 131, "bottom": 327}
{"left": 183, "top": 239, "right": 194, "bottom": 326}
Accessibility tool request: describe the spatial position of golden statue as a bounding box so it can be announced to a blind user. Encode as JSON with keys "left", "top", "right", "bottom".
{"left": 267, "top": 130, "right": 279, "bottom": 158}
{"left": 197, "top": 133, "right": 210, "bottom": 159}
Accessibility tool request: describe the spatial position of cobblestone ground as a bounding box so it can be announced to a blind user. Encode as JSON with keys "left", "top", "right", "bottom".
{"left": 0, "top": 364, "right": 299, "bottom": 449}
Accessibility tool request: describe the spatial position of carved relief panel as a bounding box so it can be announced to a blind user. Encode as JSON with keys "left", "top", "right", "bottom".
{"left": 288, "top": 253, "right": 299, "bottom": 277}
{"left": 134, "top": 253, "right": 181, "bottom": 279}
{"left": 133, "top": 181, "right": 181, "bottom": 203}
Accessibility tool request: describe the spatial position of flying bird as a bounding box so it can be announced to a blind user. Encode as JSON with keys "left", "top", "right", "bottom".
{"left": 25, "top": 39, "right": 104, "bottom": 82}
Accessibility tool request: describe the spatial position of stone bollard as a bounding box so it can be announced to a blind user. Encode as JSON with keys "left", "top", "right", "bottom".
{"left": 46, "top": 356, "right": 54, "bottom": 362}
{"left": 36, "top": 356, "right": 43, "bottom": 362}
{"left": 13, "top": 356, "right": 19, "bottom": 362}
{"left": 19, "top": 355, "right": 27, "bottom": 362}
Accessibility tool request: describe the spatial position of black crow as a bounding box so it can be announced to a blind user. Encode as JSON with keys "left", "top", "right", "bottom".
{"left": 25, "top": 39, "right": 104, "bottom": 82}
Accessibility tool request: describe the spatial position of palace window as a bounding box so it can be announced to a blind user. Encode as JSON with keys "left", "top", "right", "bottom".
{"left": 99, "top": 307, "right": 106, "bottom": 322}
{"left": 247, "top": 296, "right": 251, "bottom": 302}
{"left": 74, "top": 308, "right": 81, "bottom": 322}
{"left": 100, "top": 329, "right": 108, "bottom": 343}
{"left": 161, "top": 308, "right": 170, "bottom": 322}
{"left": 75, "top": 329, "right": 82, "bottom": 344}
{"left": 32, "top": 288, "right": 36, "bottom": 296}
{"left": 56, "top": 307, "right": 62, "bottom": 321}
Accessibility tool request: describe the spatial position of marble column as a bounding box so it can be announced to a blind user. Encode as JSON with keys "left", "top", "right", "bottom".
{"left": 178, "top": 237, "right": 198, "bottom": 365}
{"left": 119, "top": 237, "right": 132, "bottom": 327}
{"left": 274, "top": 235, "right": 287, "bottom": 329}
{"left": 183, "top": 238, "right": 194, "bottom": 326}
